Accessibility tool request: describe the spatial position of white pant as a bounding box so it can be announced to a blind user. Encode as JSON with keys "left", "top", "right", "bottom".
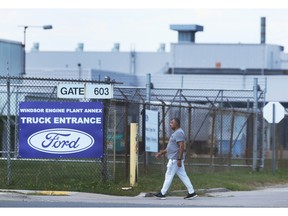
{"left": 161, "top": 159, "right": 195, "bottom": 195}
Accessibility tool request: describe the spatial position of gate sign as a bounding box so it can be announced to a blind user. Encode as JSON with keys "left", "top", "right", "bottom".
{"left": 57, "top": 83, "right": 113, "bottom": 99}
{"left": 263, "top": 101, "right": 285, "bottom": 124}
{"left": 19, "top": 102, "right": 104, "bottom": 158}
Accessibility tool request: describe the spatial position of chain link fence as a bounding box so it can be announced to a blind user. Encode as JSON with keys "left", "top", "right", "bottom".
{"left": 0, "top": 75, "right": 265, "bottom": 190}
{"left": 108, "top": 84, "right": 266, "bottom": 179}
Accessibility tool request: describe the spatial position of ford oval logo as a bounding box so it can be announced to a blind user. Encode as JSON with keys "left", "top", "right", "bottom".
{"left": 28, "top": 128, "right": 94, "bottom": 154}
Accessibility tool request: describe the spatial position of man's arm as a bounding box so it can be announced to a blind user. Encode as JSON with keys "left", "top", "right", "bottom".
{"left": 177, "top": 141, "right": 184, "bottom": 160}
{"left": 177, "top": 141, "right": 185, "bottom": 167}
{"left": 156, "top": 149, "right": 167, "bottom": 159}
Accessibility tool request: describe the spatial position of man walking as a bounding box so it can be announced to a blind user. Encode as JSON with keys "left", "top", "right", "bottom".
{"left": 154, "top": 118, "right": 197, "bottom": 200}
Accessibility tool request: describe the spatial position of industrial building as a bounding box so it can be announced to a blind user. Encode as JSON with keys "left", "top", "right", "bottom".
{"left": 1, "top": 17, "right": 288, "bottom": 122}
{"left": 22, "top": 17, "right": 288, "bottom": 104}
{"left": 0, "top": 39, "right": 24, "bottom": 76}
{"left": 2, "top": 17, "right": 288, "bottom": 105}
{"left": 1, "top": 16, "right": 288, "bottom": 164}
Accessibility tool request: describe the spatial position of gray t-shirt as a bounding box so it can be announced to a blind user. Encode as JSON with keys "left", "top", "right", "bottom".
{"left": 166, "top": 128, "right": 185, "bottom": 160}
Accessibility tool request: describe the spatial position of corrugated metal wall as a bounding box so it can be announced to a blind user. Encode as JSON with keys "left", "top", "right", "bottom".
{"left": 26, "top": 43, "right": 285, "bottom": 76}
{"left": 170, "top": 43, "right": 282, "bottom": 69}
{"left": 26, "top": 51, "right": 169, "bottom": 75}
{"left": 0, "top": 39, "right": 24, "bottom": 76}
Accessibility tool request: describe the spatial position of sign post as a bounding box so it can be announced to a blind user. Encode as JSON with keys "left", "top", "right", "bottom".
{"left": 272, "top": 104, "right": 276, "bottom": 174}
{"left": 263, "top": 101, "right": 285, "bottom": 174}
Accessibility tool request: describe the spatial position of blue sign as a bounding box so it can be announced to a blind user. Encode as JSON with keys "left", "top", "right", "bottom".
{"left": 19, "top": 102, "right": 104, "bottom": 158}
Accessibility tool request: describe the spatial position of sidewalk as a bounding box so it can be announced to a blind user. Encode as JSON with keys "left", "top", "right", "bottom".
{"left": 1, "top": 184, "right": 288, "bottom": 207}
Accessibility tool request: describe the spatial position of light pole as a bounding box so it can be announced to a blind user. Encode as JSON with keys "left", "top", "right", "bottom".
{"left": 18, "top": 25, "right": 53, "bottom": 75}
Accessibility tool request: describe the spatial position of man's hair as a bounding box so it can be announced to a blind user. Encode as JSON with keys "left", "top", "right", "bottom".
{"left": 172, "top": 117, "right": 180, "bottom": 126}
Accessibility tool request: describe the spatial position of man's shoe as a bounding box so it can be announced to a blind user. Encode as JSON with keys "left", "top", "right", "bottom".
{"left": 184, "top": 192, "right": 198, "bottom": 200}
{"left": 153, "top": 192, "right": 166, "bottom": 200}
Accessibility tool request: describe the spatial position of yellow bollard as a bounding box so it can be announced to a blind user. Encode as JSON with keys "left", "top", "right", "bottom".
{"left": 130, "top": 123, "right": 138, "bottom": 187}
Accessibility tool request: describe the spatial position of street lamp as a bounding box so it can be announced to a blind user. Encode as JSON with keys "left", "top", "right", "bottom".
{"left": 18, "top": 25, "right": 53, "bottom": 75}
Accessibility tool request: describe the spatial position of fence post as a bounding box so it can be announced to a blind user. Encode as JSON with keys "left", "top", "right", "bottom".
{"left": 112, "top": 109, "right": 116, "bottom": 180}
{"left": 253, "top": 78, "right": 258, "bottom": 170}
{"left": 220, "top": 90, "right": 224, "bottom": 159}
{"left": 141, "top": 104, "right": 147, "bottom": 174}
{"left": 145, "top": 74, "right": 151, "bottom": 165}
{"left": 6, "top": 74, "right": 12, "bottom": 185}
{"left": 124, "top": 102, "right": 129, "bottom": 180}
{"left": 161, "top": 102, "right": 166, "bottom": 172}
{"left": 210, "top": 110, "right": 216, "bottom": 166}
{"left": 101, "top": 100, "right": 109, "bottom": 182}
{"left": 260, "top": 77, "right": 267, "bottom": 169}
{"left": 130, "top": 123, "right": 138, "bottom": 186}
{"left": 228, "top": 110, "right": 235, "bottom": 166}
{"left": 187, "top": 106, "right": 192, "bottom": 169}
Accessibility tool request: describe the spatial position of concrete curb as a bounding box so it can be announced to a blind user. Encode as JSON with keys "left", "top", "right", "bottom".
{"left": 29, "top": 191, "right": 70, "bottom": 196}
{"left": 0, "top": 189, "right": 70, "bottom": 196}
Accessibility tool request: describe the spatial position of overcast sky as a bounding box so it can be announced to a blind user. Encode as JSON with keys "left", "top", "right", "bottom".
{"left": 1, "top": 1, "right": 288, "bottom": 52}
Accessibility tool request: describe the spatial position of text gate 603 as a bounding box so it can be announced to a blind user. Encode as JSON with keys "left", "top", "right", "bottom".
{"left": 57, "top": 83, "right": 113, "bottom": 99}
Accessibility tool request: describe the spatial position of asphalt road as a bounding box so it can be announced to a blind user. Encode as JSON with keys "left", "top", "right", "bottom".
{"left": 1, "top": 185, "right": 288, "bottom": 208}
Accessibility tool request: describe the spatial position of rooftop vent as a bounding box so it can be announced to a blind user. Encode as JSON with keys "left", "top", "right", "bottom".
{"left": 31, "top": 42, "right": 39, "bottom": 51}
{"left": 75, "top": 43, "right": 84, "bottom": 51}
{"left": 261, "top": 17, "right": 266, "bottom": 44}
{"left": 112, "top": 43, "right": 120, "bottom": 52}
{"left": 170, "top": 24, "right": 203, "bottom": 43}
{"left": 157, "top": 43, "right": 166, "bottom": 52}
